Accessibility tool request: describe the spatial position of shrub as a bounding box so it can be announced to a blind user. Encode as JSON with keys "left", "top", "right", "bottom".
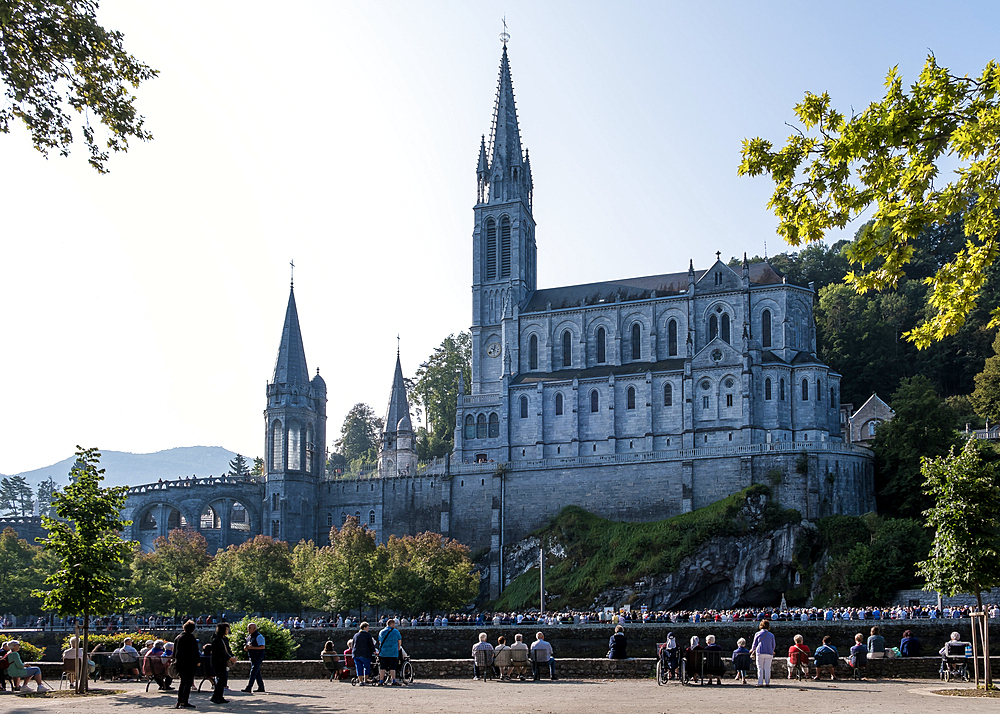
{"left": 14, "top": 641, "right": 45, "bottom": 662}
{"left": 229, "top": 616, "right": 298, "bottom": 661}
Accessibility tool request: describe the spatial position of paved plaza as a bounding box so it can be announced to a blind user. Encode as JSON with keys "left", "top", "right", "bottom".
{"left": 4, "top": 677, "right": 997, "bottom": 714}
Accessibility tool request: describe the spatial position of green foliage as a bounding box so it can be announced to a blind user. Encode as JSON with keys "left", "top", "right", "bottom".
{"left": 131, "top": 529, "right": 212, "bottom": 617}
{"left": 916, "top": 440, "right": 1000, "bottom": 605}
{"left": 60, "top": 632, "right": 147, "bottom": 653}
{"left": 495, "top": 486, "right": 799, "bottom": 610}
{"left": 201, "top": 535, "right": 301, "bottom": 613}
{"left": 35, "top": 476, "right": 57, "bottom": 517}
{"left": 0, "top": 474, "right": 34, "bottom": 516}
{"left": 0, "top": 0, "right": 158, "bottom": 172}
{"left": 740, "top": 55, "right": 1000, "bottom": 347}
{"left": 972, "top": 332, "right": 1000, "bottom": 423}
{"left": 335, "top": 403, "right": 383, "bottom": 464}
{"left": 229, "top": 616, "right": 299, "bottom": 661}
{"left": 15, "top": 641, "right": 45, "bottom": 662}
{"left": 767, "top": 468, "right": 783, "bottom": 486}
{"left": 251, "top": 457, "right": 264, "bottom": 479}
{"left": 33, "top": 447, "right": 139, "bottom": 618}
{"left": 410, "top": 332, "right": 472, "bottom": 459}
{"left": 731, "top": 240, "right": 852, "bottom": 292}
{"left": 874, "top": 376, "right": 960, "bottom": 518}
{"left": 227, "top": 454, "right": 249, "bottom": 478}
{"left": 383, "top": 532, "right": 479, "bottom": 613}
{"left": 0, "top": 527, "right": 58, "bottom": 615}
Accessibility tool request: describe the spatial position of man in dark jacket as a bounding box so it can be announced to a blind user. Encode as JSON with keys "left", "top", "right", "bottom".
{"left": 210, "top": 623, "right": 235, "bottom": 704}
{"left": 173, "top": 620, "right": 200, "bottom": 709}
{"left": 351, "top": 622, "right": 378, "bottom": 686}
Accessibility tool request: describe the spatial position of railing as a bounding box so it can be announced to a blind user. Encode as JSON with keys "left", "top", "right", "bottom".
{"left": 460, "top": 393, "right": 503, "bottom": 405}
{"left": 126, "top": 475, "right": 260, "bottom": 495}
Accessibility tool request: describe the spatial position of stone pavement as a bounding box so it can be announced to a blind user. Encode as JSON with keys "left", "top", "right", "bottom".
{"left": 3, "top": 677, "right": 998, "bottom": 714}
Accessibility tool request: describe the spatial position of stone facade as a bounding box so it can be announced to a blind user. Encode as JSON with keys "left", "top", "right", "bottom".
{"left": 848, "top": 393, "right": 895, "bottom": 445}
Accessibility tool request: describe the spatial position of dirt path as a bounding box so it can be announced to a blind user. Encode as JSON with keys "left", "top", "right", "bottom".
{"left": 4, "top": 677, "right": 994, "bottom": 714}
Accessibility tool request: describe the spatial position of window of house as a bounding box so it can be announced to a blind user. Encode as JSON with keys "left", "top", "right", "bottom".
{"left": 702, "top": 396, "right": 709, "bottom": 409}
{"left": 765, "top": 378, "right": 772, "bottom": 400}
{"left": 271, "top": 493, "right": 279, "bottom": 510}
{"left": 817, "top": 379, "right": 822, "bottom": 400}
{"left": 485, "top": 218, "right": 497, "bottom": 280}
{"left": 590, "top": 390, "right": 599, "bottom": 413}
{"left": 519, "top": 395, "right": 528, "bottom": 419}
{"left": 709, "top": 315, "right": 718, "bottom": 341}
{"left": 726, "top": 394, "right": 733, "bottom": 407}
{"left": 627, "top": 386, "right": 636, "bottom": 410}
{"left": 477, "top": 413, "right": 487, "bottom": 439}
{"left": 830, "top": 386, "right": 836, "bottom": 407}
{"left": 562, "top": 330, "right": 571, "bottom": 368}
{"left": 369, "top": 510, "right": 376, "bottom": 525}
{"left": 802, "top": 379, "right": 809, "bottom": 401}
{"left": 555, "top": 392, "right": 563, "bottom": 416}
{"left": 529, "top": 334, "right": 538, "bottom": 370}
{"left": 488, "top": 412, "right": 499, "bottom": 438}
{"left": 631, "top": 323, "right": 641, "bottom": 360}
{"left": 465, "top": 414, "right": 475, "bottom": 439}
{"left": 664, "top": 383, "right": 673, "bottom": 407}
{"left": 341, "top": 512, "right": 347, "bottom": 525}
{"left": 271, "top": 419, "right": 283, "bottom": 472}
{"left": 780, "top": 378, "right": 786, "bottom": 401}
{"left": 271, "top": 520, "right": 280, "bottom": 538}
{"left": 500, "top": 216, "right": 511, "bottom": 278}
{"left": 668, "top": 319, "right": 677, "bottom": 356}
{"left": 721, "top": 313, "right": 731, "bottom": 343}
{"left": 762, "top": 309, "right": 772, "bottom": 348}
{"left": 596, "top": 327, "right": 606, "bottom": 363}
{"left": 327, "top": 513, "right": 332, "bottom": 527}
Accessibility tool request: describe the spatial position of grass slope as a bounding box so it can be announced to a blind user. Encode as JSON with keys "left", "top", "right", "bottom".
{"left": 495, "top": 485, "right": 799, "bottom": 611}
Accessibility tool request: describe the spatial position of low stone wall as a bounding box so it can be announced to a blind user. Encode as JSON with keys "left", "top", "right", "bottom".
{"left": 30, "top": 656, "right": 1000, "bottom": 681}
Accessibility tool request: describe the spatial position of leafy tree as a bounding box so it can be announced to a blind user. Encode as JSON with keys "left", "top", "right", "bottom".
{"left": 335, "top": 403, "right": 383, "bottom": 464}
{"left": 0, "top": 475, "right": 34, "bottom": 516}
{"left": 383, "top": 531, "right": 479, "bottom": 614}
{"left": 410, "top": 332, "right": 472, "bottom": 459}
{"left": 326, "top": 452, "right": 347, "bottom": 477}
{"left": 972, "top": 332, "right": 1000, "bottom": 423}
{"left": 227, "top": 453, "right": 249, "bottom": 478}
{"left": 200, "top": 535, "right": 300, "bottom": 613}
{"left": 740, "top": 55, "right": 1000, "bottom": 347}
{"left": 291, "top": 540, "right": 327, "bottom": 611}
{"left": 35, "top": 476, "right": 57, "bottom": 517}
{"left": 32, "top": 447, "right": 139, "bottom": 692}
{"left": 0, "top": 0, "right": 158, "bottom": 172}
{"left": 916, "top": 440, "right": 1000, "bottom": 688}
{"left": 321, "top": 516, "right": 378, "bottom": 616}
{"left": 0, "top": 527, "right": 56, "bottom": 615}
{"left": 131, "top": 528, "right": 212, "bottom": 617}
{"left": 251, "top": 456, "right": 264, "bottom": 479}
{"left": 874, "top": 376, "right": 959, "bottom": 518}
{"left": 229, "top": 616, "right": 298, "bottom": 661}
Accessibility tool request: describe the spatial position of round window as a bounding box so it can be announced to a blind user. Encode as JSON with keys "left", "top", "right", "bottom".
{"left": 725, "top": 378, "right": 734, "bottom": 388}
{"left": 701, "top": 380, "right": 711, "bottom": 390}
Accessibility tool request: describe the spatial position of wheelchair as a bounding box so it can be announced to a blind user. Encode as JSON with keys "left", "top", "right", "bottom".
{"left": 940, "top": 642, "right": 970, "bottom": 683}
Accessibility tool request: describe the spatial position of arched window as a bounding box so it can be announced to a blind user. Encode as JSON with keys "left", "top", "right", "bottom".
{"left": 762, "top": 309, "right": 772, "bottom": 348}
{"left": 668, "top": 319, "right": 678, "bottom": 356}
{"left": 596, "top": 327, "right": 606, "bottom": 363}
{"left": 288, "top": 422, "right": 302, "bottom": 471}
{"left": 627, "top": 386, "right": 636, "bottom": 410}
{"left": 327, "top": 513, "right": 333, "bottom": 528}
{"left": 664, "top": 383, "right": 673, "bottom": 407}
{"left": 271, "top": 419, "right": 283, "bottom": 472}
{"left": 369, "top": 510, "right": 376, "bottom": 526}
{"left": 355, "top": 511, "right": 361, "bottom": 522}
{"left": 529, "top": 334, "right": 538, "bottom": 370}
{"left": 802, "top": 379, "right": 809, "bottom": 401}
{"left": 555, "top": 392, "right": 564, "bottom": 416}
{"left": 488, "top": 412, "right": 500, "bottom": 438}
{"left": 562, "top": 330, "right": 571, "bottom": 368}
{"left": 519, "top": 396, "right": 528, "bottom": 419}
{"left": 272, "top": 493, "right": 279, "bottom": 511}
{"left": 306, "top": 424, "right": 314, "bottom": 473}
{"left": 200, "top": 504, "right": 220, "bottom": 530}
{"left": 830, "top": 386, "right": 836, "bottom": 407}
{"left": 868, "top": 420, "right": 878, "bottom": 437}
{"left": 476, "top": 413, "right": 487, "bottom": 439}
{"left": 709, "top": 314, "right": 719, "bottom": 341}
{"left": 765, "top": 378, "right": 772, "bottom": 401}
{"left": 485, "top": 218, "right": 497, "bottom": 280}
{"left": 341, "top": 512, "right": 347, "bottom": 525}
{"left": 465, "top": 414, "right": 475, "bottom": 439}
{"left": 229, "top": 502, "right": 248, "bottom": 532}
{"left": 500, "top": 216, "right": 511, "bottom": 278}
{"left": 631, "top": 323, "right": 641, "bottom": 361}
{"left": 721, "top": 313, "right": 731, "bottom": 343}
{"left": 139, "top": 510, "right": 157, "bottom": 531}
{"left": 590, "top": 390, "right": 599, "bottom": 413}
{"left": 780, "top": 378, "right": 786, "bottom": 401}
{"left": 817, "top": 379, "right": 822, "bottom": 401}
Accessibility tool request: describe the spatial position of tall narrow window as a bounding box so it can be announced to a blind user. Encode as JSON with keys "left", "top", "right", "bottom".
{"left": 765, "top": 378, "right": 772, "bottom": 401}
{"left": 555, "top": 392, "right": 564, "bottom": 416}
{"left": 590, "top": 390, "right": 599, "bottom": 413}
{"left": 271, "top": 420, "right": 283, "bottom": 472}
{"left": 802, "top": 379, "right": 809, "bottom": 401}
{"left": 529, "top": 334, "right": 538, "bottom": 370}
{"left": 596, "top": 327, "right": 606, "bottom": 363}
{"left": 780, "top": 378, "right": 786, "bottom": 401}
{"left": 477, "top": 413, "right": 487, "bottom": 439}
{"left": 817, "top": 379, "right": 822, "bottom": 401}
{"left": 830, "top": 386, "right": 836, "bottom": 407}
{"left": 668, "top": 319, "right": 678, "bottom": 356}
{"left": 465, "top": 414, "right": 475, "bottom": 439}
{"left": 369, "top": 510, "right": 376, "bottom": 526}
{"left": 726, "top": 394, "right": 734, "bottom": 407}
{"left": 485, "top": 218, "right": 497, "bottom": 280}
{"left": 488, "top": 412, "right": 500, "bottom": 438}
{"left": 709, "top": 315, "right": 718, "bottom": 341}
{"left": 306, "top": 424, "right": 314, "bottom": 473}
{"left": 627, "top": 386, "right": 636, "bottom": 410}
{"left": 702, "top": 396, "right": 709, "bottom": 409}
{"left": 631, "top": 323, "right": 641, "bottom": 361}
{"left": 288, "top": 422, "right": 301, "bottom": 471}
{"left": 762, "top": 309, "right": 772, "bottom": 348}
{"left": 500, "top": 216, "right": 511, "bottom": 278}
{"left": 664, "top": 383, "right": 673, "bottom": 407}
{"left": 721, "top": 313, "right": 731, "bottom": 343}
{"left": 519, "top": 396, "right": 528, "bottom": 419}
{"left": 562, "top": 330, "right": 571, "bottom": 368}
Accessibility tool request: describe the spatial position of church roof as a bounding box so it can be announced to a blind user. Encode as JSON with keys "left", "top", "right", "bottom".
{"left": 384, "top": 354, "right": 412, "bottom": 435}
{"left": 271, "top": 286, "right": 309, "bottom": 386}
{"left": 511, "top": 358, "right": 686, "bottom": 385}
{"left": 487, "top": 45, "right": 523, "bottom": 175}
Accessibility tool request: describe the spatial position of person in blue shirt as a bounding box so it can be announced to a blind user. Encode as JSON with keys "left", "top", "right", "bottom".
{"left": 378, "top": 619, "right": 403, "bottom": 686}
{"left": 750, "top": 620, "right": 776, "bottom": 687}
{"left": 732, "top": 638, "right": 751, "bottom": 685}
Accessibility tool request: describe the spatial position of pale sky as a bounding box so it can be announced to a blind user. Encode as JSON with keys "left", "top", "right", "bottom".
{"left": 1, "top": 1, "right": 996, "bottom": 475}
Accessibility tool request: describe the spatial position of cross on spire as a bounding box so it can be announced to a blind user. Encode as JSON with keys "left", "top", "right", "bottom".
{"left": 397, "top": 334, "right": 400, "bottom": 357}
{"left": 716, "top": 251, "right": 721, "bottom": 261}
{"left": 500, "top": 16, "right": 510, "bottom": 45}
{"left": 290, "top": 259, "right": 295, "bottom": 287}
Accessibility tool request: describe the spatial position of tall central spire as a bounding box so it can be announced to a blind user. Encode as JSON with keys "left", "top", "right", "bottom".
{"left": 272, "top": 285, "right": 309, "bottom": 386}
{"left": 383, "top": 353, "right": 412, "bottom": 433}
{"left": 479, "top": 41, "right": 532, "bottom": 207}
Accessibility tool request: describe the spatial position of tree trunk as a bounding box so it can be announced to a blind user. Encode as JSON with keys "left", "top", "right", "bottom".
{"left": 81, "top": 608, "right": 89, "bottom": 694}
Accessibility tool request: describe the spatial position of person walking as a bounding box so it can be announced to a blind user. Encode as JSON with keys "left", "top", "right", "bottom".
{"left": 750, "top": 619, "right": 776, "bottom": 687}
{"left": 172, "top": 620, "right": 200, "bottom": 709}
{"left": 210, "top": 623, "right": 235, "bottom": 704}
{"left": 377, "top": 619, "right": 403, "bottom": 686}
{"left": 241, "top": 622, "right": 266, "bottom": 694}
{"left": 351, "top": 622, "right": 378, "bottom": 686}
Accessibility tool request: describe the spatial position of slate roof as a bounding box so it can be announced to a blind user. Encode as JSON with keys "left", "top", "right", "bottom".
{"left": 384, "top": 355, "right": 412, "bottom": 433}
{"left": 271, "top": 286, "right": 310, "bottom": 386}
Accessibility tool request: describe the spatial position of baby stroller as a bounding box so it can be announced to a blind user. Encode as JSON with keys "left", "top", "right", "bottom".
{"left": 656, "top": 643, "right": 679, "bottom": 685}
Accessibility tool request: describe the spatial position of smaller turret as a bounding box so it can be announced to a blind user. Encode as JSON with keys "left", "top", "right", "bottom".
{"left": 378, "top": 353, "right": 418, "bottom": 478}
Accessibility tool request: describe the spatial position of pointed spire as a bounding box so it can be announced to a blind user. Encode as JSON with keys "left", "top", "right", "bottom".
{"left": 384, "top": 353, "right": 412, "bottom": 434}
{"left": 272, "top": 285, "right": 309, "bottom": 386}
{"left": 477, "top": 134, "right": 489, "bottom": 175}
{"left": 485, "top": 43, "right": 527, "bottom": 202}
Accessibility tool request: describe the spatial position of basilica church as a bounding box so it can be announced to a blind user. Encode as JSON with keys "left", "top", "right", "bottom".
{"left": 120, "top": 41, "right": 874, "bottom": 597}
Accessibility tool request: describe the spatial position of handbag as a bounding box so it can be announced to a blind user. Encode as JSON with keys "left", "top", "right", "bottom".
{"left": 167, "top": 661, "right": 179, "bottom": 679}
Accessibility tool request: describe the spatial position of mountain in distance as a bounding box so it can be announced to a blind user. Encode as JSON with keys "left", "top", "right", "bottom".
{"left": 2, "top": 446, "right": 241, "bottom": 491}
